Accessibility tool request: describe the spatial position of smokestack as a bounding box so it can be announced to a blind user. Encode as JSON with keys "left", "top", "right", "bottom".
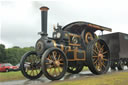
{"left": 40, "top": 6, "right": 49, "bottom": 35}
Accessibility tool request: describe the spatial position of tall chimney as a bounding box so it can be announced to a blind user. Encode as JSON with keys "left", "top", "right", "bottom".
{"left": 40, "top": 6, "right": 49, "bottom": 35}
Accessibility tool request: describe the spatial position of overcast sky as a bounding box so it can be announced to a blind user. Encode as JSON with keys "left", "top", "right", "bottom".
{"left": 0, "top": 0, "right": 128, "bottom": 48}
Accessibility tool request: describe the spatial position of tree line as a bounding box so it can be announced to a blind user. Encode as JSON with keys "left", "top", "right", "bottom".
{"left": 0, "top": 44, "right": 34, "bottom": 65}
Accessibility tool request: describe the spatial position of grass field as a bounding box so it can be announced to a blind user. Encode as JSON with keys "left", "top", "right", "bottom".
{"left": 53, "top": 71, "right": 128, "bottom": 85}
{"left": 0, "top": 71, "right": 25, "bottom": 82}
{"left": 0, "top": 68, "right": 128, "bottom": 85}
{"left": 0, "top": 66, "right": 88, "bottom": 82}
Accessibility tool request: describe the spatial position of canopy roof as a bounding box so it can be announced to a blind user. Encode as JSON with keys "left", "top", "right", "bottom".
{"left": 62, "top": 21, "right": 112, "bottom": 35}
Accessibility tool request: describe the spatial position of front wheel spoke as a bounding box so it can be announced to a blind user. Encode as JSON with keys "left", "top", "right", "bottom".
{"left": 54, "top": 68, "right": 58, "bottom": 76}
{"left": 93, "top": 56, "right": 98, "bottom": 58}
{"left": 30, "top": 69, "right": 34, "bottom": 76}
{"left": 57, "top": 54, "right": 61, "bottom": 60}
{"left": 93, "top": 49, "right": 98, "bottom": 55}
{"left": 26, "top": 68, "right": 29, "bottom": 72}
{"left": 28, "top": 57, "right": 32, "bottom": 63}
{"left": 48, "top": 55, "right": 53, "bottom": 60}
{"left": 46, "top": 63, "right": 52, "bottom": 65}
{"left": 34, "top": 56, "right": 37, "bottom": 63}
{"left": 47, "top": 57, "right": 53, "bottom": 62}
{"left": 48, "top": 68, "right": 53, "bottom": 75}
{"left": 32, "top": 69, "right": 35, "bottom": 76}
{"left": 52, "top": 68, "right": 57, "bottom": 76}
{"left": 52, "top": 51, "right": 57, "bottom": 61}
{"left": 47, "top": 65, "right": 53, "bottom": 69}
{"left": 58, "top": 67, "right": 61, "bottom": 73}
{"left": 35, "top": 69, "right": 38, "bottom": 75}
{"left": 59, "top": 58, "right": 64, "bottom": 61}
{"left": 30, "top": 55, "right": 34, "bottom": 63}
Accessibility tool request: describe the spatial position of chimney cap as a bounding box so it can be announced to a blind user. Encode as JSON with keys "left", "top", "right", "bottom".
{"left": 40, "top": 6, "right": 49, "bottom": 11}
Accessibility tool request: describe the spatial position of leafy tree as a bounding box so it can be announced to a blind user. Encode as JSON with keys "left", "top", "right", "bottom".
{"left": 5, "top": 46, "right": 34, "bottom": 65}
{"left": 0, "top": 44, "right": 6, "bottom": 63}
{"left": 0, "top": 44, "right": 35, "bottom": 65}
{"left": 13, "top": 46, "right": 20, "bottom": 48}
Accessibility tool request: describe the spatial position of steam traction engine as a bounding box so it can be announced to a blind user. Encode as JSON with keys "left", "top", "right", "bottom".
{"left": 20, "top": 6, "right": 112, "bottom": 80}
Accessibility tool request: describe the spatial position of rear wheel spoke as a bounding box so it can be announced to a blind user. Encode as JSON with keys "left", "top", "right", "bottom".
{"left": 100, "top": 45, "right": 104, "bottom": 52}
{"left": 103, "top": 59, "right": 108, "bottom": 61}
{"left": 93, "top": 49, "right": 98, "bottom": 55}
{"left": 94, "top": 59, "right": 98, "bottom": 64}
{"left": 102, "top": 51, "right": 108, "bottom": 55}
{"left": 101, "top": 61, "right": 105, "bottom": 68}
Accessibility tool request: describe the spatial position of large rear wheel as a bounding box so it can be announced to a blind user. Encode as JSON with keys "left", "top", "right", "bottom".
{"left": 41, "top": 48, "right": 67, "bottom": 80}
{"left": 86, "top": 39, "right": 110, "bottom": 74}
{"left": 20, "top": 51, "right": 43, "bottom": 80}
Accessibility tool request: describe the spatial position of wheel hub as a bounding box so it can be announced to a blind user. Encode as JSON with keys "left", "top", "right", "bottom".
{"left": 98, "top": 53, "right": 104, "bottom": 60}
{"left": 54, "top": 60, "right": 60, "bottom": 67}
{"left": 98, "top": 51, "right": 104, "bottom": 60}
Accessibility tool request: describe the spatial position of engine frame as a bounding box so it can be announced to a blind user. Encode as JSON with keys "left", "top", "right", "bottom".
{"left": 20, "top": 6, "right": 112, "bottom": 81}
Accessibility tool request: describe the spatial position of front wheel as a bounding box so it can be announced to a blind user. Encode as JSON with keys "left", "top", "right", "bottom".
{"left": 41, "top": 48, "right": 67, "bottom": 80}
{"left": 86, "top": 39, "right": 110, "bottom": 75}
{"left": 20, "top": 51, "right": 43, "bottom": 80}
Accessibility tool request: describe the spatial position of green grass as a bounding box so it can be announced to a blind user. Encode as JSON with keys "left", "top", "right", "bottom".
{"left": 83, "top": 66, "right": 88, "bottom": 71}
{"left": 0, "top": 71, "right": 25, "bottom": 82}
{"left": 53, "top": 71, "right": 128, "bottom": 85}
{"left": 0, "top": 67, "right": 88, "bottom": 82}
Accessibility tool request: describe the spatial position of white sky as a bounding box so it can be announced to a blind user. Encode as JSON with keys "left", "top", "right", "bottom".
{"left": 0, "top": 0, "right": 128, "bottom": 48}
